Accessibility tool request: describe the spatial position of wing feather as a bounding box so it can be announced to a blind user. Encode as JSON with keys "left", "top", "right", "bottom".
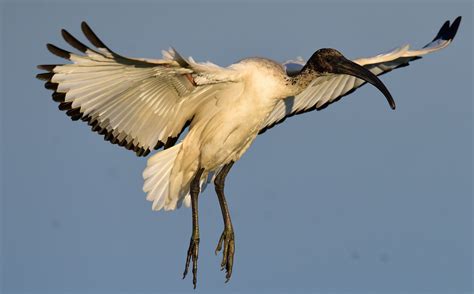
{"left": 38, "top": 22, "right": 234, "bottom": 156}
{"left": 262, "top": 17, "right": 461, "bottom": 134}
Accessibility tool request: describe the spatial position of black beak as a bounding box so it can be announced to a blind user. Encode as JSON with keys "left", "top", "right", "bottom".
{"left": 335, "top": 58, "right": 396, "bottom": 110}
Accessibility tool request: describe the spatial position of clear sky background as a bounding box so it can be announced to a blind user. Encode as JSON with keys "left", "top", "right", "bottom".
{"left": 1, "top": 1, "right": 472, "bottom": 293}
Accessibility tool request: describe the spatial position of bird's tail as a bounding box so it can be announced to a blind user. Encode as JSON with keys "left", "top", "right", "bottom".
{"left": 143, "top": 143, "right": 211, "bottom": 211}
{"left": 142, "top": 143, "right": 187, "bottom": 211}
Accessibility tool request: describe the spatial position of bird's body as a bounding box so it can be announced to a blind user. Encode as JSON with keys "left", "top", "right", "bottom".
{"left": 158, "top": 58, "right": 301, "bottom": 208}
{"left": 37, "top": 17, "right": 461, "bottom": 288}
{"left": 190, "top": 58, "right": 288, "bottom": 168}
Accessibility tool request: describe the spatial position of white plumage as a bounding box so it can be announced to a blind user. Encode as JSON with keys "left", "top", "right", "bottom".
{"left": 37, "top": 17, "right": 461, "bottom": 287}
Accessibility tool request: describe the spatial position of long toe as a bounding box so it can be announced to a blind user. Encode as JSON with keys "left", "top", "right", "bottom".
{"left": 225, "top": 238, "right": 235, "bottom": 282}
{"left": 215, "top": 230, "right": 235, "bottom": 282}
{"left": 183, "top": 237, "right": 200, "bottom": 288}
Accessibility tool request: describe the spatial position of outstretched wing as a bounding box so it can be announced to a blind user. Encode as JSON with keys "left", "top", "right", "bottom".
{"left": 260, "top": 16, "right": 461, "bottom": 134}
{"left": 37, "top": 22, "right": 234, "bottom": 156}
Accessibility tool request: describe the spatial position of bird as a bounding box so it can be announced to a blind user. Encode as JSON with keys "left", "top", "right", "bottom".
{"left": 37, "top": 17, "right": 461, "bottom": 288}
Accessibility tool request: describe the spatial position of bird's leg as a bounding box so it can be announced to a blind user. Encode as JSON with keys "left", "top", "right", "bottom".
{"left": 214, "top": 161, "right": 235, "bottom": 282}
{"left": 183, "top": 167, "right": 204, "bottom": 289}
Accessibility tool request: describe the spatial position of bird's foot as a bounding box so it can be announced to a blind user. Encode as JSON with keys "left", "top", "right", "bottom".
{"left": 183, "top": 236, "right": 200, "bottom": 289}
{"left": 215, "top": 227, "right": 235, "bottom": 282}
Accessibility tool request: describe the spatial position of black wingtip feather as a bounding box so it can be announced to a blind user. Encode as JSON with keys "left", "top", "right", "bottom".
{"left": 447, "top": 16, "right": 461, "bottom": 40}
{"left": 118, "top": 139, "right": 126, "bottom": 146}
{"left": 69, "top": 111, "right": 83, "bottom": 121}
{"left": 125, "top": 141, "right": 134, "bottom": 150}
{"left": 89, "top": 120, "right": 98, "bottom": 127}
{"left": 37, "top": 64, "right": 58, "bottom": 71}
{"left": 432, "top": 16, "right": 462, "bottom": 42}
{"left": 136, "top": 148, "right": 146, "bottom": 157}
{"left": 36, "top": 72, "right": 54, "bottom": 81}
{"left": 432, "top": 20, "right": 450, "bottom": 42}
{"left": 81, "top": 115, "right": 92, "bottom": 123}
{"left": 62, "top": 29, "right": 89, "bottom": 53}
{"left": 66, "top": 108, "right": 81, "bottom": 116}
{"left": 52, "top": 92, "right": 66, "bottom": 102}
{"left": 58, "top": 102, "right": 73, "bottom": 111}
{"left": 154, "top": 141, "right": 164, "bottom": 150}
{"left": 44, "top": 82, "right": 58, "bottom": 90}
{"left": 81, "top": 21, "right": 108, "bottom": 49}
{"left": 104, "top": 132, "right": 113, "bottom": 141}
{"left": 91, "top": 124, "right": 101, "bottom": 132}
{"left": 47, "top": 43, "right": 71, "bottom": 59}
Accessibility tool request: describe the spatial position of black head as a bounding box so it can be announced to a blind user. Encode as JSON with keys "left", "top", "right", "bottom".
{"left": 303, "top": 48, "right": 396, "bottom": 110}
{"left": 303, "top": 48, "right": 346, "bottom": 73}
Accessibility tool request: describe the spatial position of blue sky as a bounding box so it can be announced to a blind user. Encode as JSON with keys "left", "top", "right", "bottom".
{"left": 1, "top": 1, "right": 472, "bottom": 293}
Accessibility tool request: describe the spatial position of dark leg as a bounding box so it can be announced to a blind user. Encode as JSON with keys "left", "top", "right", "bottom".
{"left": 214, "top": 161, "right": 235, "bottom": 282}
{"left": 183, "top": 168, "right": 204, "bottom": 289}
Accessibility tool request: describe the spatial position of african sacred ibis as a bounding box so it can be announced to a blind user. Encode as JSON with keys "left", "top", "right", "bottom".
{"left": 37, "top": 17, "right": 461, "bottom": 288}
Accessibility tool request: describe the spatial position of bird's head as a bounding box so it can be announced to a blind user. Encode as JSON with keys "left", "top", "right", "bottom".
{"left": 302, "top": 48, "right": 396, "bottom": 110}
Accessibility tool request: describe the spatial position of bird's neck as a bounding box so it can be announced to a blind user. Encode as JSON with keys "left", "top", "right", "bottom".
{"left": 283, "top": 68, "right": 318, "bottom": 97}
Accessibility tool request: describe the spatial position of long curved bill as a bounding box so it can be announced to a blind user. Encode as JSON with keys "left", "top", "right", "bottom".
{"left": 336, "top": 59, "right": 396, "bottom": 110}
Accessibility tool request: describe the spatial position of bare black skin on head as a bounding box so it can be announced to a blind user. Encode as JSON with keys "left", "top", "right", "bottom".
{"left": 302, "top": 48, "right": 396, "bottom": 110}
{"left": 302, "top": 48, "right": 344, "bottom": 73}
